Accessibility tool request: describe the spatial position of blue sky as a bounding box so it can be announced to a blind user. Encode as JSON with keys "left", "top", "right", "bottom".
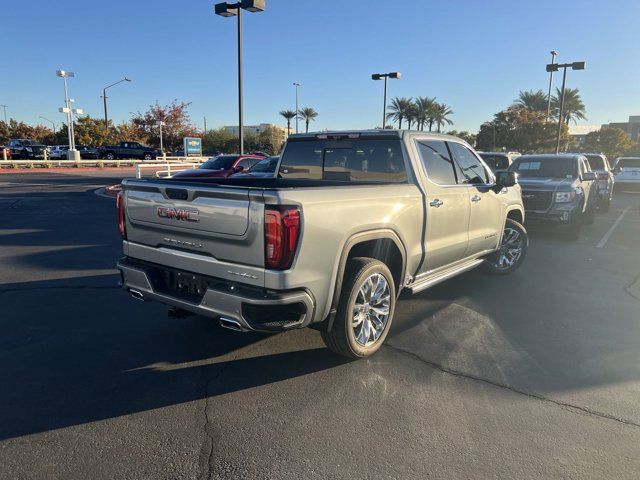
{"left": 2, "top": 0, "right": 639, "bottom": 133}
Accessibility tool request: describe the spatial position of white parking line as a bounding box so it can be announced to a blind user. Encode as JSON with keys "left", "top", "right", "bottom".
{"left": 596, "top": 206, "right": 630, "bottom": 248}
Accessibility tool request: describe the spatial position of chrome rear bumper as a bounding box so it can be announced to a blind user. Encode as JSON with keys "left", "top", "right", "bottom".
{"left": 117, "top": 257, "right": 315, "bottom": 332}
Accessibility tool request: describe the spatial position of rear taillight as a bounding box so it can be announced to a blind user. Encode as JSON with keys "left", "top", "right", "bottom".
{"left": 116, "top": 191, "right": 126, "bottom": 239}
{"left": 264, "top": 206, "right": 300, "bottom": 270}
{"left": 597, "top": 173, "right": 609, "bottom": 180}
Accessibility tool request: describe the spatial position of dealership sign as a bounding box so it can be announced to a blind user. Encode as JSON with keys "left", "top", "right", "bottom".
{"left": 183, "top": 137, "right": 202, "bottom": 157}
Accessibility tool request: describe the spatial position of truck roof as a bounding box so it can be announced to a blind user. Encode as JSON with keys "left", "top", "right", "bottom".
{"left": 287, "top": 129, "right": 465, "bottom": 142}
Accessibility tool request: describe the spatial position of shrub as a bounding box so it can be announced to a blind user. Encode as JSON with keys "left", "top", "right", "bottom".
{"left": 43, "top": 161, "right": 52, "bottom": 169}
{"left": 97, "top": 160, "right": 105, "bottom": 168}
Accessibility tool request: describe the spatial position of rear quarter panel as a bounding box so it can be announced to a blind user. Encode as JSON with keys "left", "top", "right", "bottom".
{"left": 263, "top": 183, "right": 423, "bottom": 322}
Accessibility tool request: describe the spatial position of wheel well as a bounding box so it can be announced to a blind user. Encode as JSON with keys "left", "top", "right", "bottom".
{"left": 346, "top": 238, "right": 404, "bottom": 291}
{"left": 507, "top": 209, "right": 523, "bottom": 224}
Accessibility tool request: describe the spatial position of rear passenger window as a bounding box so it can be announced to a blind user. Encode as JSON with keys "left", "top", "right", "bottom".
{"left": 415, "top": 140, "right": 457, "bottom": 185}
{"left": 449, "top": 142, "right": 489, "bottom": 184}
{"left": 279, "top": 139, "right": 407, "bottom": 182}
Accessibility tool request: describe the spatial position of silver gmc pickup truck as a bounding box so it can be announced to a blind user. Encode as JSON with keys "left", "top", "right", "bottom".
{"left": 117, "top": 130, "right": 527, "bottom": 358}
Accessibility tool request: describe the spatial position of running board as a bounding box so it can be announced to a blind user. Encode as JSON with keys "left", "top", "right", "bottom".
{"left": 408, "top": 258, "right": 485, "bottom": 294}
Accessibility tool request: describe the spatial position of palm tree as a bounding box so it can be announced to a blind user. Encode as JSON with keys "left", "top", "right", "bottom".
{"left": 551, "top": 87, "right": 586, "bottom": 125}
{"left": 405, "top": 103, "right": 419, "bottom": 130}
{"left": 297, "top": 107, "right": 318, "bottom": 133}
{"left": 414, "top": 96, "right": 437, "bottom": 131}
{"left": 386, "top": 97, "right": 413, "bottom": 129}
{"left": 432, "top": 103, "right": 454, "bottom": 133}
{"left": 513, "top": 89, "right": 548, "bottom": 112}
{"left": 279, "top": 109, "right": 296, "bottom": 136}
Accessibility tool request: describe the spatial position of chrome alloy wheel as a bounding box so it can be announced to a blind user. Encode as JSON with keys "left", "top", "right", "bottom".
{"left": 493, "top": 227, "right": 524, "bottom": 270}
{"left": 352, "top": 273, "right": 391, "bottom": 347}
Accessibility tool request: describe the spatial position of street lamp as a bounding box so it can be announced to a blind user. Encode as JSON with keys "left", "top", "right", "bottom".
{"left": 293, "top": 82, "right": 301, "bottom": 133}
{"left": 546, "top": 61, "right": 586, "bottom": 153}
{"left": 546, "top": 51, "right": 558, "bottom": 120}
{"left": 0, "top": 104, "right": 7, "bottom": 123}
{"left": 371, "top": 72, "right": 401, "bottom": 129}
{"left": 56, "top": 69, "right": 82, "bottom": 160}
{"left": 157, "top": 121, "right": 166, "bottom": 158}
{"left": 214, "top": 0, "right": 266, "bottom": 154}
{"left": 39, "top": 116, "right": 56, "bottom": 134}
{"left": 102, "top": 77, "right": 131, "bottom": 129}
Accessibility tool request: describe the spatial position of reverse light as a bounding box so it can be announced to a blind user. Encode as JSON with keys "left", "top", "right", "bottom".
{"left": 116, "top": 191, "right": 127, "bottom": 239}
{"left": 554, "top": 191, "right": 576, "bottom": 203}
{"left": 264, "top": 206, "right": 301, "bottom": 270}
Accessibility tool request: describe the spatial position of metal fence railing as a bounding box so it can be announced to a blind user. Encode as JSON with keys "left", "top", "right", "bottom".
{"left": 0, "top": 156, "right": 209, "bottom": 171}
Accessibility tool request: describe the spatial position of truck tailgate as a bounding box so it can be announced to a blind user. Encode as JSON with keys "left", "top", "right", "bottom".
{"left": 121, "top": 179, "right": 265, "bottom": 285}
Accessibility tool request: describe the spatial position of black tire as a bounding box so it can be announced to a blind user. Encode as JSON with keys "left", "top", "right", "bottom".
{"left": 143, "top": 153, "right": 153, "bottom": 160}
{"left": 482, "top": 218, "right": 528, "bottom": 275}
{"left": 321, "top": 257, "right": 396, "bottom": 359}
{"left": 105, "top": 152, "right": 116, "bottom": 161}
{"left": 583, "top": 205, "right": 596, "bottom": 225}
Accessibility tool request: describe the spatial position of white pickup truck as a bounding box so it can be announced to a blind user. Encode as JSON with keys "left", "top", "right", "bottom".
{"left": 117, "top": 130, "right": 526, "bottom": 358}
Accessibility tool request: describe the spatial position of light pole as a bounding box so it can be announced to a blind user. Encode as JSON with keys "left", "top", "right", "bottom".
{"left": 546, "top": 50, "right": 558, "bottom": 120}
{"left": 102, "top": 77, "right": 131, "bottom": 129}
{"left": 371, "top": 72, "right": 401, "bottom": 129}
{"left": 157, "top": 121, "right": 166, "bottom": 158}
{"left": 0, "top": 104, "right": 7, "bottom": 123}
{"left": 546, "top": 61, "right": 586, "bottom": 154}
{"left": 56, "top": 70, "right": 82, "bottom": 160}
{"left": 214, "top": 0, "right": 266, "bottom": 154}
{"left": 39, "top": 116, "right": 56, "bottom": 134}
{"left": 293, "top": 82, "right": 301, "bottom": 133}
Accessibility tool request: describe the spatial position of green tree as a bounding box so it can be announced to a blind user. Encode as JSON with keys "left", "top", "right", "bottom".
{"left": 386, "top": 97, "right": 413, "bottom": 129}
{"left": 582, "top": 128, "right": 635, "bottom": 160}
{"left": 476, "top": 107, "right": 563, "bottom": 153}
{"left": 433, "top": 103, "right": 454, "bottom": 133}
{"left": 202, "top": 128, "right": 237, "bottom": 155}
{"left": 513, "top": 89, "right": 548, "bottom": 112}
{"left": 414, "top": 97, "right": 436, "bottom": 131}
{"left": 446, "top": 130, "right": 477, "bottom": 146}
{"left": 551, "top": 87, "right": 586, "bottom": 125}
{"left": 73, "top": 116, "right": 115, "bottom": 146}
{"left": 297, "top": 107, "right": 318, "bottom": 133}
{"left": 279, "top": 110, "right": 296, "bottom": 136}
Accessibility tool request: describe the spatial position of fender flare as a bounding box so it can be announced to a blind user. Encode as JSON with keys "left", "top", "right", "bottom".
{"left": 325, "top": 229, "right": 407, "bottom": 331}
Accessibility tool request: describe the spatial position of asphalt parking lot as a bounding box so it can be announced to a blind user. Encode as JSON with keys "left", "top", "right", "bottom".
{"left": 1, "top": 171, "right": 640, "bottom": 479}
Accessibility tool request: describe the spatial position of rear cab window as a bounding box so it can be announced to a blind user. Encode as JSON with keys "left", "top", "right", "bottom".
{"left": 279, "top": 136, "right": 407, "bottom": 183}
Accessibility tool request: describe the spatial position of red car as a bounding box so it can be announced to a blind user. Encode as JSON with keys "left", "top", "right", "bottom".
{"left": 171, "top": 154, "right": 265, "bottom": 179}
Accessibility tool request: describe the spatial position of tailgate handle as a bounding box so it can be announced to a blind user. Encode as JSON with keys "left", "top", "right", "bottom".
{"left": 165, "top": 188, "right": 188, "bottom": 200}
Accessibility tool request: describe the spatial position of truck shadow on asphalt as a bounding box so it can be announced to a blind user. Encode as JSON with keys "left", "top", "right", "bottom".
{"left": 0, "top": 274, "right": 352, "bottom": 441}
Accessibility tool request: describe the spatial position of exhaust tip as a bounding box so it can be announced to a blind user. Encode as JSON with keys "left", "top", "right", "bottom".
{"left": 129, "top": 289, "right": 145, "bottom": 302}
{"left": 219, "top": 317, "right": 245, "bottom": 332}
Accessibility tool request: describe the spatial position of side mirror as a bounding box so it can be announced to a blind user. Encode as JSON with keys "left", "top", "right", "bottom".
{"left": 495, "top": 170, "right": 517, "bottom": 188}
{"left": 582, "top": 172, "right": 597, "bottom": 181}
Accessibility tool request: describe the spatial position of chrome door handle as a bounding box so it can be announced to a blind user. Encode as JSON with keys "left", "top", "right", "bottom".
{"left": 471, "top": 195, "right": 482, "bottom": 203}
{"left": 429, "top": 199, "right": 444, "bottom": 208}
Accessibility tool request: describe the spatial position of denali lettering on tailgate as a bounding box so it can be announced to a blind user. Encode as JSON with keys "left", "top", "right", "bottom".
{"left": 157, "top": 206, "right": 200, "bottom": 222}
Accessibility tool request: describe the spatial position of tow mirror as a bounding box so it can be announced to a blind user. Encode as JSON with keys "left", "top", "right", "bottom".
{"left": 495, "top": 170, "right": 517, "bottom": 188}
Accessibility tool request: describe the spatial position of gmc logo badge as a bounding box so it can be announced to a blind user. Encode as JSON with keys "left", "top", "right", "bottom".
{"left": 157, "top": 206, "right": 200, "bottom": 222}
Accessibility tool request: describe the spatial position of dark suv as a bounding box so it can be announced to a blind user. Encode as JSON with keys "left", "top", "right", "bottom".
{"left": 509, "top": 154, "right": 598, "bottom": 240}
{"left": 8, "top": 139, "right": 47, "bottom": 159}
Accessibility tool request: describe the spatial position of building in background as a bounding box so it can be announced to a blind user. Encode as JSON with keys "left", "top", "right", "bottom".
{"left": 223, "top": 123, "right": 289, "bottom": 143}
{"left": 568, "top": 125, "right": 601, "bottom": 148}
{"left": 601, "top": 115, "right": 640, "bottom": 141}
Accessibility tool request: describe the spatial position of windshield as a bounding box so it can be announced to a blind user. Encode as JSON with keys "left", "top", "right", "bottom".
{"left": 249, "top": 157, "right": 278, "bottom": 173}
{"left": 510, "top": 157, "right": 577, "bottom": 178}
{"left": 200, "top": 155, "right": 238, "bottom": 170}
{"left": 584, "top": 155, "right": 605, "bottom": 170}
{"left": 617, "top": 158, "right": 640, "bottom": 169}
{"left": 480, "top": 154, "right": 510, "bottom": 171}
